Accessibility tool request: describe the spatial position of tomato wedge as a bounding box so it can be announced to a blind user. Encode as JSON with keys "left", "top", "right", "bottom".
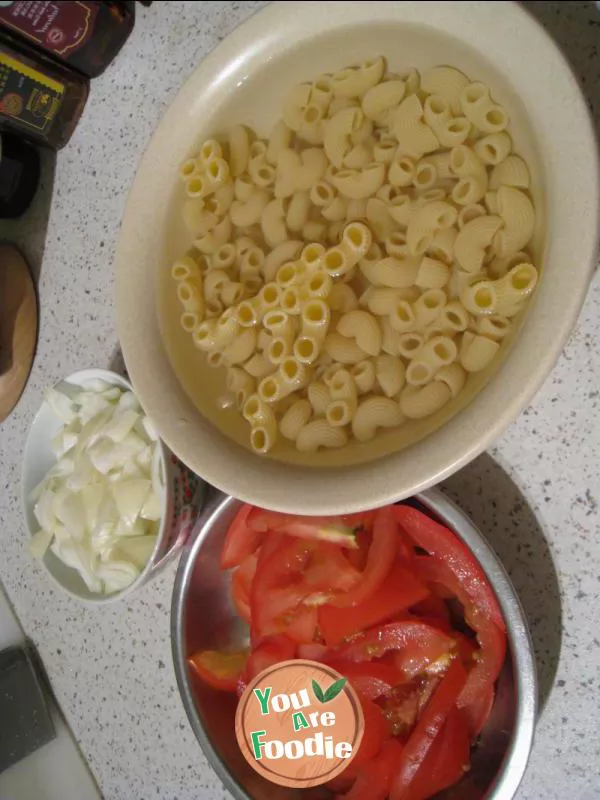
{"left": 414, "top": 555, "right": 506, "bottom": 733}
{"left": 400, "top": 706, "right": 470, "bottom": 799}
{"left": 390, "top": 657, "right": 467, "bottom": 799}
{"left": 188, "top": 649, "right": 248, "bottom": 692}
{"left": 457, "top": 617, "right": 506, "bottom": 734}
{"left": 331, "top": 506, "right": 398, "bottom": 608}
{"left": 392, "top": 505, "right": 505, "bottom": 632}
{"left": 326, "top": 660, "right": 405, "bottom": 700}
{"left": 342, "top": 738, "right": 404, "bottom": 800}
{"left": 220, "top": 504, "right": 261, "bottom": 569}
{"left": 319, "top": 561, "right": 430, "bottom": 646}
{"left": 250, "top": 536, "right": 359, "bottom": 640}
{"left": 336, "top": 621, "right": 456, "bottom": 679}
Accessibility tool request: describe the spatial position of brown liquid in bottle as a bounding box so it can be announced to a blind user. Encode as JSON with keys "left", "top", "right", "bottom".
{"left": 0, "top": 1, "right": 134, "bottom": 78}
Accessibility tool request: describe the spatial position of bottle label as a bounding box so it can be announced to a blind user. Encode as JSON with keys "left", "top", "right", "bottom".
{"left": 0, "top": 51, "right": 64, "bottom": 133}
{"left": 0, "top": 1, "right": 98, "bottom": 58}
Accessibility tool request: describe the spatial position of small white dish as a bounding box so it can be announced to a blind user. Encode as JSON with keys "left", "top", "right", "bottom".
{"left": 21, "top": 369, "right": 206, "bottom": 604}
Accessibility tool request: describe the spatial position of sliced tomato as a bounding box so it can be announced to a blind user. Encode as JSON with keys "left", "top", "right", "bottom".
{"left": 245, "top": 508, "right": 377, "bottom": 548}
{"left": 284, "top": 605, "right": 318, "bottom": 644}
{"left": 352, "top": 695, "right": 390, "bottom": 767}
{"left": 401, "top": 706, "right": 470, "bottom": 800}
{"left": 331, "top": 506, "right": 398, "bottom": 608}
{"left": 346, "top": 528, "right": 372, "bottom": 571}
{"left": 379, "top": 676, "right": 435, "bottom": 739}
{"left": 414, "top": 555, "right": 506, "bottom": 734}
{"left": 230, "top": 552, "right": 258, "bottom": 623}
{"left": 220, "top": 503, "right": 261, "bottom": 569}
{"left": 250, "top": 537, "right": 360, "bottom": 640}
{"left": 188, "top": 649, "right": 248, "bottom": 692}
{"left": 242, "top": 634, "right": 295, "bottom": 683}
{"left": 393, "top": 505, "right": 505, "bottom": 632}
{"left": 319, "top": 561, "right": 429, "bottom": 646}
{"left": 297, "top": 642, "right": 330, "bottom": 661}
{"left": 457, "top": 617, "right": 506, "bottom": 734}
{"left": 390, "top": 657, "right": 467, "bottom": 800}
{"left": 342, "top": 738, "right": 404, "bottom": 800}
{"left": 326, "top": 660, "right": 405, "bottom": 700}
{"left": 336, "top": 621, "right": 455, "bottom": 679}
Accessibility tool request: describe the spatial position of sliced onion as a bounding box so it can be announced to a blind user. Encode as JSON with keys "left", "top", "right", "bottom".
{"left": 29, "top": 380, "right": 164, "bottom": 595}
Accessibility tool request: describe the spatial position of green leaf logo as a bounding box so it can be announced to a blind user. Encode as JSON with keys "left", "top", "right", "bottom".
{"left": 312, "top": 676, "right": 347, "bottom": 703}
{"left": 323, "top": 677, "right": 347, "bottom": 702}
{"left": 312, "top": 679, "right": 325, "bottom": 703}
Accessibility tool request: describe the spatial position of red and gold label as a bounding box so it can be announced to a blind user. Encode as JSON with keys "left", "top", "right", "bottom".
{"left": 0, "top": 1, "right": 97, "bottom": 57}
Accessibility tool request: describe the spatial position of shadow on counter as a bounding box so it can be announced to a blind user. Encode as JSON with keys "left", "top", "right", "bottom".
{"left": 441, "top": 451, "right": 562, "bottom": 712}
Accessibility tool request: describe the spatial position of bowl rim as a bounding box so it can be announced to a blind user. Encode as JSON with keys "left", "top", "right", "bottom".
{"left": 171, "top": 488, "right": 538, "bottom": 800}
{"left": 21, "top": 368, "right": 170, "bottom": 605}
{"left": 116, "top": 0, "right": 600, "bottom": 514}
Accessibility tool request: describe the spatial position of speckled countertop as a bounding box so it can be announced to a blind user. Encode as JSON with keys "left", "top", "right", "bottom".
{"left": 0, "top": 2, "right": 599, "bottom": 799}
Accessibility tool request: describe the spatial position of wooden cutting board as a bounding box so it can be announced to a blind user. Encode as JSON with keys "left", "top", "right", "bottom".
{"left": 0, "top": 244, "right": 38, "bottom": 424}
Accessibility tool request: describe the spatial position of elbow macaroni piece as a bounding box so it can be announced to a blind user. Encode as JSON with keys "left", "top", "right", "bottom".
{"left": 170, "top": 56, "right": 539, "bottom": 457}
{"left": 352, "top": 395, "right": 405, "bottom": 442}
{"left": 280, "top": 399, "right": 312, "bottom": 440}
{"left": 296, "top": 419, "right": 348, "bottom": 452}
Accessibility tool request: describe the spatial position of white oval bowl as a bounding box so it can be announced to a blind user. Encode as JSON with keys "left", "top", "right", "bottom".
{"left": 22, "top": 369, "right": 205, "bottom": 604}
{"left": 116, "top": 1, "right": 598, "bottom": 514}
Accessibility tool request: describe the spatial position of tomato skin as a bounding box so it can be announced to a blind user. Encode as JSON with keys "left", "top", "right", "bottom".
{"left": 188, "top": 650, "right": 248, "bottom": 692}
{"left": 319, "top": 561, "right": 429, "bottom": 646}
{"left": 392, "top": 505, "right": 505, "bottom": 632}
{"left": 457, "top": 617, "right": 506, "bottom": 734}
{"left": 390, "top": 658, "right": 467, "bottom": 800}
{"left": 341, "top": 738, "right": 404, "bottom": 800}
{"left": 394, "top": 706, "right": 470, "bottom": 800}
{"left": 325, "top": 660, "right": 405, "bottom": 700}
{"left": 331, "top": 506, "right": 398, "bottom": 608}
{"left": 336, "top": 621, "right": 455, "bottom": 678}
{"left": 220, "top": 504, "right": 261, "bottom": 569}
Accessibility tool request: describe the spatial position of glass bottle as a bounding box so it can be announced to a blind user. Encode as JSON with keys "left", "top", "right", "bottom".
{"left": 0, "top": 1, "right": 135, "bottom": 79}
{"left": 0, "top": 35, "right": 89, "bottom": 150}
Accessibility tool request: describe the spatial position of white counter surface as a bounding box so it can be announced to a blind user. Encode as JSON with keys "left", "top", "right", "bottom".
{"left": 1, "top": 2, "right": 599, "bottom": 799}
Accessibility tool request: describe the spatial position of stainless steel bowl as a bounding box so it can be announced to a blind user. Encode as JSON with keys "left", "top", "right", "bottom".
{"left": 171, "top": 489, "right": 537, "bottom": 799}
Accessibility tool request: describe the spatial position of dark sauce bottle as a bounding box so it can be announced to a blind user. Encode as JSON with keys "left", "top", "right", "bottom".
{"left": 0, "top": 1, "right": 135, "bottom": 79}
{"left": 0, "top": 35, "right": 89, "bottom": 149}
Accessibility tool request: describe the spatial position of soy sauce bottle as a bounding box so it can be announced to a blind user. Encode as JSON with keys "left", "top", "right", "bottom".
{"left": 0, "top": 35, "right": 89, "bottom": 149}
{"left": 0, "top": 1, "right": 135, "bottom": 79}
